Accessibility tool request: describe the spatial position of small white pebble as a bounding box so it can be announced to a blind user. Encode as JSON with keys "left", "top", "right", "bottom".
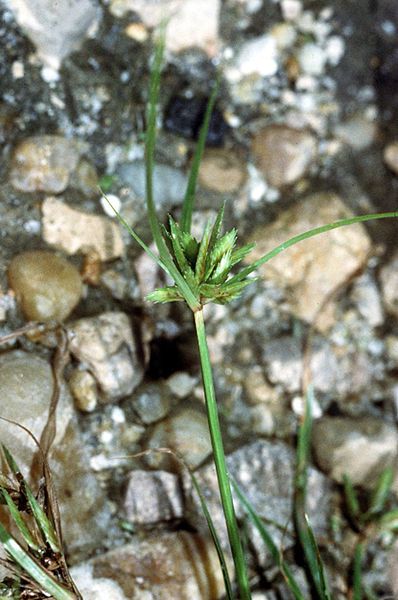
{"left": 111, "top": 406, "right": 126, "bottom": 424}
{"left": 325, "top": 36, "right": 345, "bottom": 66}
{"left": 12, "top": 60, "right": 24, "bottom": 79}
{"left": 280, "top": 0, "right": 302, "bottom": 21}
{"left": 41, "top": 66, "right": 60, "bottom": 83}
{"left": 99, "top": 430, "right": 113, "bottom": 444}
{"left": 100, "top": 193, "right": 121, "bottom": 217}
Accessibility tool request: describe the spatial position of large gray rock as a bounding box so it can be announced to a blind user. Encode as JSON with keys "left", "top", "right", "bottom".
{"left": 123, "top": 470, "right": 184, "bottom": 524}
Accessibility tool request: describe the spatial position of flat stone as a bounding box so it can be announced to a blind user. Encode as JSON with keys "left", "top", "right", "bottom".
{"left": 69, "top": 368, "right": 98, "bottom": 413}
{"left": 246, "top": 193, "right": 372, "bottom": 328}
{"left": 198, "top": 148, "right": 247, "bottom": 193}
{"left": 312, "top": 416, "right": 398, "bottom": 487}
{"left": 145, "top": 406, "right": 212, "bottom": 470}
{"left": 5, "top": 0, "right": 100, "bottom": 70}
{"left": 123, "top": 470, "right": 183, "bottom": 524}
{"left": 9, "top": 135, "right": 84, "bottom": 193}
{"left": 380, "top": 249, "right": 398, "bottom": 318}
{"left": 110, "top": 0, "right": 220, "bottom": 56}
{"left": 42, "top": 197, "right": 125, "bottom": 261}
{"left": 8, "top": 250, "right": 82, "bottom": 322}
{"left": 251, "top": 124, "right": 316, "bottom": 188}
{"left": 87, "top": 531, "right": 231, "bottom": 599}
{"left": 129, "top": 382, "right": 173, "bottom": 425}
{"left": 68, "top": 312, "right": 144, "bottom": 401}
{"left": 70, "top": 564, "right": 127, "bottom": 600}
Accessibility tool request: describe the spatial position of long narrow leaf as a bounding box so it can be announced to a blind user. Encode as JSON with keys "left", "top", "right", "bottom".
{"left": 0, "top": 488, "right": 41, "bottom": 553}
{"left": 0, "top": 523, "right": 75, "bottom": 600}
{"left": 181, "top": 79, "right": 219, "bottom": 233}
{"left": 23, "top": 483, "right": 60, "bottom": 554}
{"left": 229, "top": 211, "right": 398, "bottom": 285}
{"left": 144, "top": 31, "right": 201, "bottom": 310}
{"left": 343, "top": 474, "right": 361, "bottom": 524}
{"left": 232, "top": 479, "right": 306, "bottom": 600}
{"left": 352, "top": 542, "right": 364, "bottom": 600}
{"left": 363, "top": 466, "right": 393, "bottom": 520}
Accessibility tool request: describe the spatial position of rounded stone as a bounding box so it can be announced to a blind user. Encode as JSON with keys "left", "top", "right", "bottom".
{"left": 251, "top": 124, "right": 316, "bottom": 188}
{"left": 8, "top": 250, "right": 82, "bottom": 322}
{"left": 198, "top": 148, "right": 247, "bottom": 193}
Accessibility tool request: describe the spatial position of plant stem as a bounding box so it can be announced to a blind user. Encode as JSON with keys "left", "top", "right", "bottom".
{"left": 194, "top": 308, "right": 251, "bottom": 600}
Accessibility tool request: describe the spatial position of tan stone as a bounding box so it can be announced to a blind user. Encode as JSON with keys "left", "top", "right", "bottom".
{"left": 8, "top": 250, "right": 82, "bottom": 322}
{"left": 198, "top": 148, "right": 247, "bottom": 193}
{"left": 42, "top": 197, "right": 124, "bottom": 261}
{"left": 380, "top": 250, "right": 398, "bottom": 317}
{"left": 246, "top": 193, "right": 371, "bottom": 328}
{"left": 251, "top": 124, "right": 316, "bottom": 188}
{"left": 383, "top": 141, "right": 398, "bottom": 175}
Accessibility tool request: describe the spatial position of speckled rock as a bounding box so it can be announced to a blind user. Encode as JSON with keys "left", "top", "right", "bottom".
{"left": 198, "top": 148, "right": 247, "bottom": 193}
{"left": 383, "top": 141, "right": 398, "bottom": 175}
{"left": 8, "top": 250, "right": 82, "bottom": 322}
{"left": 9, "top": 136, "right": 85, "bottom": 193}
{"left": 251, "top": 124, "right": 317, "bottom": 188}
{"left": 185, "top": 439, "right": 332, "bottom": 566}
{"left": 42, "top": 197, "right": 125, "bottom": 261}
{"left": 110, "top": 0, "right": 220, "bottom": 56}
{"left": 82, "top": 531, "right": 231, "bottom": 599}
{"left": 380, "top": 249, "right": 398, "bottom": 318}
{"left": 0, "top": 351, "right": 73, "bottom": 476}
{"left": 68, "top": 312, "right": 144, "bottom": 401}
{"left": 123, "top": 470, "right": 183, "bottom": 524}
{"left": 246, "top": 193, "right": 372, "bottom": 329}
{"left": 145, "top": 406, "right": 212, "bottom": 470}
{"left": 312, "top": 416, "right": 398, "bottom": 487}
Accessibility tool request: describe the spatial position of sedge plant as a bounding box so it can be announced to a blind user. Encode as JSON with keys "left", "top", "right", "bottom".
{"left": 102, "top": 32, "right": 398, "bottom": 600}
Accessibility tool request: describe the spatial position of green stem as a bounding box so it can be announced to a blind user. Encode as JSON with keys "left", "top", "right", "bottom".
{"left": 194, "top": 308, "right": 251, "bottom": 600}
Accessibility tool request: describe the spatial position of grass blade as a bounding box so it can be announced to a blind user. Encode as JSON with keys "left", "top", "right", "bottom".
{"left": 343, "top": 474, "right": 361, "bottom": 524}
{"left": 294, "top": 387, "right": 331, "bottom": 600}
{"left": 23, "top": 483, "right": 60, "bottom": 554}
{"left": 189, "top": 470, "right": 234, "bottom": 600}
{"left": 229, "top": 211, "right": 398, "bottom": 284}
{"left": 0, "top": 523, "right": 75, "bottom": 600}
{"left": 232, "top": 479, "right": 306, "bottom": 600}
{"left": 363, "top": 466, "right": 393, "bottom": 520}
{"left": 0, "top": 488, "right": 41, "bottom": 553}
{"left": 181, "top": 79, "right": 219, "bottom": 233}
{"left": 352, "top": 542, "right": 364, "bottom": 600}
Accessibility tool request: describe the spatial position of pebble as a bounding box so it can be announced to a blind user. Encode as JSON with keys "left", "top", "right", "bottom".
{"left": 246, "top": 193, "right": 371, "bottom": 328}
{"left": 129, "top": 382, "right": 173, "bottom": 425}
{"left": 6, "top": 0, "right": 100, "bottom": 70}
{"left": 110, "top": 0, "right": 220, "bottom": 56}
{"left": 298, "top": 42, "right": 327, "bottom": 76}
{"left": 383, "top": 141, "right": 398, "bottom": 175}
{"left": 42, "top": 197, "right": 125, "bottom": 261}
{"left": 9, "top": 135, "right": 85, "bottom": 193}
{"left": 350, "top": 272, "right": 384, "bottom": 327}
{"left": 0, "top": 351, "right": 73, "bottom": 477}
{"left": 335, "top": 113, "right": 377, "bottom": 150}
{"left": 74, "top": 531, "right": 231, "bottom": 599}
{"left": 69, "top": 368, "right": 98, "bottom": 412}
{"left": 123, "top": 470, "right": 184, "bottom": 524}
{"left": 8, "top": 250, "right": 82, "bottom": 322}
{"left": 235, "top": 35, "right": 279, "bottom": 78}
{"left": 164, "top": 96, "right": 228, "bottom": 146}
{"left": 198, "top": 148, "right": 247, "bottom": 193}
{"left": 67, "top": 311, "right": 144, "bottom": 401}
{"left": 312, "top": 416, "right": 398, "bottom": 487}
{"left": 166, "top": 371, "right": 196, "bottom": 399}
{"left": 145, "top": 406, "right": 212, "bottom": 470}
{"left": 380, "top": 250, "right": 398, "bottom": 317}
{"left": 251, "top": 124, "right": 317, "bottom": 188}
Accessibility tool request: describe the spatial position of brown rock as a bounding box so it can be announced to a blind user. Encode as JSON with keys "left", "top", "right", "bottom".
{"left": 8, "top": 250, "right": 82, "bottom": 322}
{"left": 198, "top": 148, "right": 247, "bottom": 193}
{"left": 383, "top": 141, "right": 398, "bottom": 175}
{"left": 246, "top": 193, "right": 371, "bottom": 328}
{"left": 251, "top": 124, "right": 316, "bottom": 188}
